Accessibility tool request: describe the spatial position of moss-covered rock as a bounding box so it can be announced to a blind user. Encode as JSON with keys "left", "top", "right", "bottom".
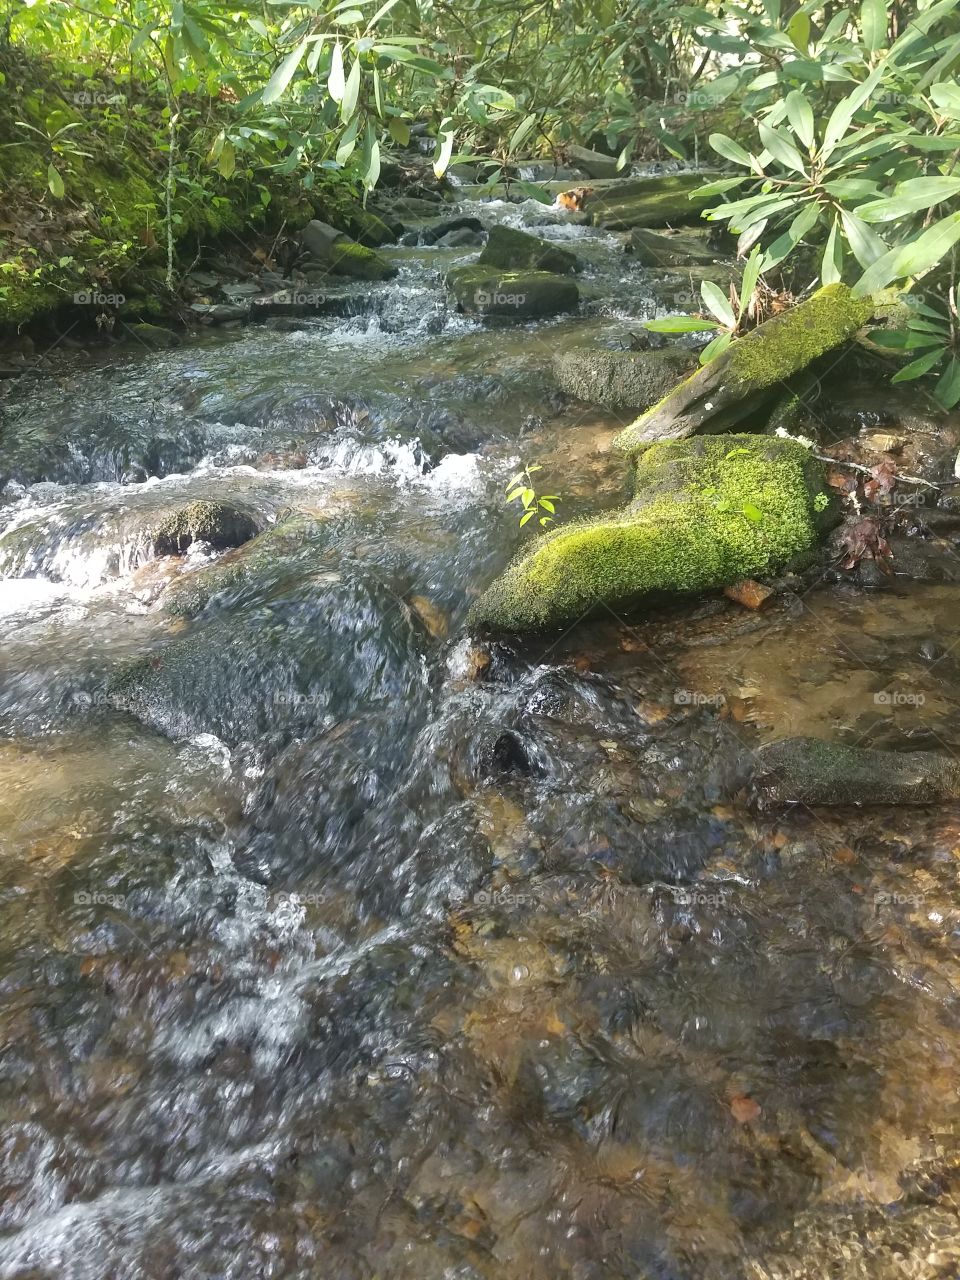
{"left": 750, "top": 737, "right": 960, "bottom": 806}
{"left": 614, "top": 284, "right": 876, "bottom": 451}
{"left": 447, "top": 265, "right": 579, "bottom": 318}
{"left": 588, "top": 174, "right": 712, "bottom": 230}
{"left": 552, "top": 347, "right": 696, "bottom": 410}
{"left": 328, "top": 241, "right": 398, "bottom": 280}
{"left": 479, "top": 225, "right": 579, "bottom": 275}
{"left": 630, "top": 227, "right": 718, "bottom": 267}
{"left": 343, "top": 207, "right": 396, "bottom": 247}
{"left": 469, "top": 434, "right": 834, "bottom": 633}
{"left": 153, "top": 501, "right": 262, "bottom": 555}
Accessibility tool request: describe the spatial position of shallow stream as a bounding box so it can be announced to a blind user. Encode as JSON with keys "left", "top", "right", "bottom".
{"left": 1, "top": 189, "right": 959, "bottom": 1279}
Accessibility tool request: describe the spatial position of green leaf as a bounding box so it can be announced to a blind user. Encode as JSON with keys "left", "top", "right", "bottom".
{"left": 643, "top": 317, "right": 721, "bottom": 333}
{"left": 539, "top": 498, "right": 556, "bottom": 513}
{"left": 839, "top": 208, "right": 887, "bottom": 267}
{"left": 433, "top": 119, "right": 454, "bottom": 179}
{"left": 341, "top": 54, "right": 361, "bottom": 121}
{"left": 388, "top": 117, "right": 410, "bottom": 145}
{"left": 519, "top": 510, "right": 535, "bottom": 527}
{"left": 328, "top": 41, "right": 345, "bottom": 102}
{"left": 861, "top": 0, "right": 887, "bottom": 51}
{"left": 821, "top": 217, "right": 844, "bottom": 284}
{"left": 891, "top": 348, "right": 945, "bottom": 382}
{"left": 740, "top": 245, "right": 763, "bottom": 307}
{"left": 708, "top": 133, "right": 753, "bottom": 167}
{"left": 262, "top": 38, "right": 309, "bottom": 104}
{"left": 335, "top": 115, "right": 360, "bottom": 165}
{"left": 784, "top": 90, "right": 815, "bottom": 149}
{"left": 931, "top": 82, "right": 960, "bottom": 118}
{"left": 757, "top": 121, "right": 807, "bottom": 174}
{"left": 700, "top": 332, "right": 733, "bottom": 365}
{"left": 855, "top": 177, "right": 960, "bottom": 223}
{"left": 934, "top": 356, "right": 960, "bottom": 409}
{"left": 508, "top": 112, "right": 537, "bottom": 154}
{"left": 741, "top": 502, "right": 763, "bottom": 523}
{"left": 361, "top": 124, "right": 380, "bottom": 189}
{"left": 47, "top": 163, "right": 64, "bottom": 197}
{"left": 787, "top": 10, "right": 810, "bottom": 52}
{"left": 701, "top": 280, "right": 736, "bottom": 328}
{"left": 218, "top": 139, "right": 235, "bottom": 179}
{"left": 853, "top": 212, "right": 960, "bottom": 295}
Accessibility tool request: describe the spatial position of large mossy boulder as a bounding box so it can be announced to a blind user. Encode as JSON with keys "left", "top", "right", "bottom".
{"left": 553, "top": 347, "right": 695, "bottom": 411}
{"left": 447, "top": 265, "right": 579, "bottom": 318}
{"left": 469, "top": 434, "right": 834, "bottom": 633}
{"left": 750, "top": 737, "right": 960, "bottom": 806}
{"left": 588, "top": 174, "right": 712, "bottom": 230}
{"left": 479, "top": 225, "right": 579, "bottom": 275}
{"left": 153, "top": 500, "right": 261, "bottom": 555}
{"left": 614, "top": 284, "right": 876, "bottom": 451}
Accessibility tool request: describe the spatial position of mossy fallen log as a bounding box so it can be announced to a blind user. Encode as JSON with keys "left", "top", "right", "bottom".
{"left": 613, "top": 284, "right": 875, "bottom": 453}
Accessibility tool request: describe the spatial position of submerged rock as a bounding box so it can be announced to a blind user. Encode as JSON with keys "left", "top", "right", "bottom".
{"left": 614, "top": 284, "right": 876, "bottom": 451}
{"left": 446, "top": 265, "right": 578, "bottom": 318}
{"left": 126, "top": 322, "right": 181, "bottom": 350}
{"left": 153, "top": 500, "right": 261, "bottom": 555}
{"left": 750, "top": 736, "right": 960, "bottom": 806}
{"left": 629, "top": 226, "right": 718, "bottom": 268}
{"left": 478, "top": 225, "right": 579, "bottom": 275}
{"left": 469, "top": 434, "right": 834, "bottom": 633}
{"left": 552, "top": 347, "right": 695, "bottom": 411}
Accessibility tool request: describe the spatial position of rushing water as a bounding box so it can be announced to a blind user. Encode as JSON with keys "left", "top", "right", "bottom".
{"left": 1, "top": 189, "right": 960, "bottom": 1280}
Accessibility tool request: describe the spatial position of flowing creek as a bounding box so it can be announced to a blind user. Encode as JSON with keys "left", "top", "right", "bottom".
{"left": 1, "top": 188, "right": 960, "bottom": 1279}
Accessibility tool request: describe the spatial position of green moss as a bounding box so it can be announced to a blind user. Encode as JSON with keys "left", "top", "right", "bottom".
{"left": 469, "top": 434, "right": 833, "bottom": 632}
{"left": 328, "top": 241, "right": 397, "bottom": 279}
{"left": 153, "top": 501, "right": 260, "bottom": 555}
{"left": 726, "top": 283, "right": 874, "bottom": 389}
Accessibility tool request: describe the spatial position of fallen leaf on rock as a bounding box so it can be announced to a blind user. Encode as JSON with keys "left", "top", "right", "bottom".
{"left": 729, "top": 1094, "right": 761, "bottom": 1123}
{"left": 724, "top": 579, "right": 774, "bottom": 610}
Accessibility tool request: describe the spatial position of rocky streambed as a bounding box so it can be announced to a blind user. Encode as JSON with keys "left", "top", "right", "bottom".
{"left": 1, "top": 172, "right": 960, "bottom": 1280}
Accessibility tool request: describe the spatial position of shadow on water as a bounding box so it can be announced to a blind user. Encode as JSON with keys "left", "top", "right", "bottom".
{"left": 1, "top": 189, "right": 960, "bottom": 1279}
